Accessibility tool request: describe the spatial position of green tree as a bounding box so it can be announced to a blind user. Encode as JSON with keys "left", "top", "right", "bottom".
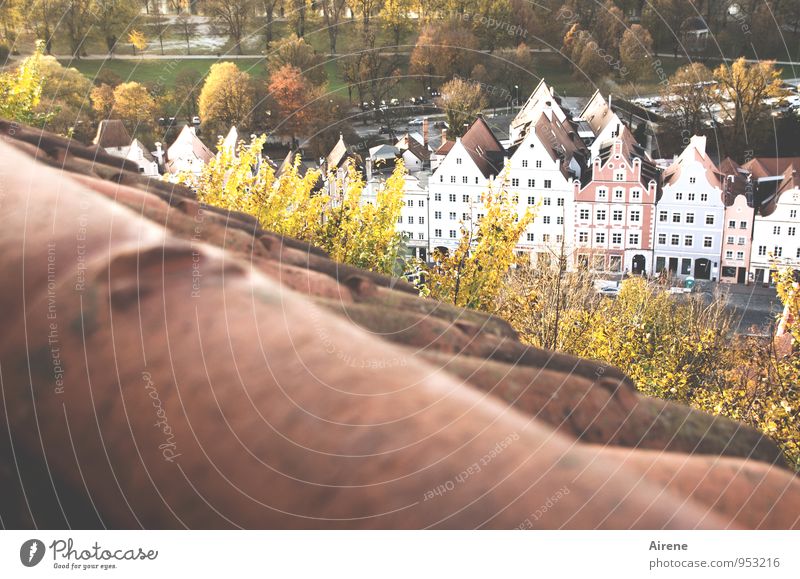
{"left": 619, "top": 24, "right": 654, "bottom": 83}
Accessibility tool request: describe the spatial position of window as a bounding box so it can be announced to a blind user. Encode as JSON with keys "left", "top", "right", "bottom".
{"left": 703, "top": 236, "right": 713, "bottom": 248}
{"left": 791, "top": 210, "right": 797, "bottom": 218}
{"left": 671, "top": 234, "right": 680, "bottom": 246}
{"left": 797, "top": 248, "right": 800, "bottom": 258}
{"left": 557, "top": 216, "right": 564, "bottom": 225}
{"left": 596, "top": 209, "right": 606, "bottom": 221}
{"left": 536, "top": 160, "right": 542, "bottom": 168}
{"left": 527, "top": 196, "right": 535, "bottom": 205}
{"left": 542, "top": 234, "right": 550, "bottom": 242}
{"left": 725, "top": 250, "right": 733, "bottom": 259}
{"left": 418, "top": 233, "right": 424, "bottom": 240}
{"left": 774, "top": 246, "right": 783, "bottom": 257}
{"left": 773, "top": 226, "right": 781, "bottom": 235}
{"left": 462, "top": 194, "right": 470, "bottom": 203}
{"left": 419, "top": 217, "right": 425, "bottom": 225}
{"left": 434, "top": 211, "right": 441, "bottom": 219}
{"left": 456, "top": 157, "right": 462, "bottom": 165}
{"left": 408, "top": 216, "right": 414, "bottom": 224}
{"left": 737, "top": 237, "right": 745, "bottom": 245}
{"left": 630, "top": 210, "right": 640, "bottom": 222}
{"left": 612, "top": 209, "right": 623, "bottom": 222}
{"left": 595, "top": 232, "right": 606, "bottom": 243}
{"left": 579, "top": 231, "right": 589, "bottom": 242}
{"left": 556, "top": 235, "right": 563, "bottom": 243}
{"left": 631, "top": 189, "right": 641, "bottom": 200}
{"left": 614, "top": 188, "right": 624, "bottom": 200}
{"left": 544, "top": 180, "right": 552, "bottom": 189}
{"left": 688, "top": 193, "right": 695, "bottom": 201}
{"left": 659, "top": 211, "right": 668, "bottom": 222}
{"left": 658, "top": 233, "right": 666, "bottom": 244}
{"left": 475, "top": 177, "right": 479, "bottom": 184}
{"left": 449, "top": 230, "right": 457, "bottom": 238}
{"left": 448, "top": 194, "right": 456, "bottom": 202}
{"left": 511, "top": 178, "right": 520, "bottom": 187}
{"left": 462, "top": 213, "right": 470, "bottom": 221}
{"left": 418, "top": 200, "right": 424, "bottom": 207}
{"left": 700, "top": 193, "right": 708, "bottom": 202}
{"left": 629, "top": 233, "right": 640, "bottom": 245}
{"left": 684, "top": 235, "right": 693, "bottom": 246}
{"left": 527, "top": 179, "right": 535, "bottom": 187}
{"left": 672, "top": 213, "right": 681, "bottom": 223}
{"left": 727, "top": 236, "right": 734, "bottom": 244}
{"left": 397, "top": 216, "right": 403, "bottom": 223}
{"left": 522, "top": 160, "right": 528, "bottom": 168}
{"left": 450, "top": 175, "right": 456, "bottom": 183}
{"left": 705, "top": 214, "right": 714, "bottom": 225}
{"left": 476, "top": 213, "right": 484, "bottom": 221}
{"left": 435, "top": 193, "right": 442, "bottom": 201}
{"left": 527, "top": 233, "right": 535, "bottom": 241}
{"left": 579, "top": 209, "right": 590, "bottom": 219}
{"left": 407, "top": 199, "right": 413, "bottom": 207}
{"left": 462, "top": 176, "right": 468, "bottom": 184}
{"left": 689, "top": 177, "right": 696, "bottom": 184}
{"left": 728, "top": 220, "right": 736, "bottom": 228}
{"left": 789, "top": 227, "right": 797, "bottom": 236}
{"left": 435, "top": 228, "right": 442, "bottom": 237}
{"left": 543, "top": 197, "right": 552, "bottom": 206}
{"left": 681, "top": 258, "right": 692, "bottom": 275}
{"left": 758, "top": 245, "right": 767, "bottom": 256}
{"left": 598, "top": 189, "right": 607, "bottom": 199}
{"left": 557, "top": 198, "right": 564, "bottom": 206}
{"left": 736, "top": 251, "right": 744, "bottom": 260}
{"left": 612, "top": 233, "right": 622, "bottom": 244}
{"left": 543, "top": 216, "right": 551, "bottom": 224}
{"left": 440, "top": 175, "right": 443, "bottom": 182}
{"left": 740, "top": 221, "right": 747, "bottom": 229}
{"left": 614, "top": 171, "right": 625, "bottom": 182}
{"left": 676, "top": 192, "right": 683, "bottom": 200}
{"left": 609, "top": 255, "right": 622, "bottom": 272}
{"left": 449, "top": 212, "right": 456, "bottom": 220}
{"left": 686, "top": 213, "right": 695, "bottom": 224}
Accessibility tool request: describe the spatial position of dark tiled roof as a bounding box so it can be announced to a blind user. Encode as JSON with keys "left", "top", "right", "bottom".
{"left": 397, "top": 133, "right": 430, "bottom": 163}
{"left": 596, "top": 128, "right": 661, "bottom": 191}
{"left": 92, "top": 119, "right": 132, "bottom": 149}
{"left": 460, "top": 116, "right": 506, "bottom": 178}
{"left": 1, "top": 119, "right": 798, "bottom": 530}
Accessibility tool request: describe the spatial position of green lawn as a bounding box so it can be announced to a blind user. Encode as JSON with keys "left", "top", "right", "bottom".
{"left": 59, "top": 57, "right": 269, "bottom": 86}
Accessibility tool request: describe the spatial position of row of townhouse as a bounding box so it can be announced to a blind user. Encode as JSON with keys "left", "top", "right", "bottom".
{"left": 339, "top": 79, "right": 800, "bottom": 284}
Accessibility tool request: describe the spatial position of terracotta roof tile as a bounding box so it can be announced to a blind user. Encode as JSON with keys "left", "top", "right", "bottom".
{"left": 0, "top": 119, "right": 798, "bottom": 529}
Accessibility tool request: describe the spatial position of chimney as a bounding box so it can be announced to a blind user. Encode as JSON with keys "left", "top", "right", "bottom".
{"left": 422, "top": 117, "right": 429, "bottom": 147}
{"left": 608, "top": 94, "right": 612, "bottom": 108}
{"left": 366, "top": 157, "right": 373, "bottom": 181}
{"left": 441, "top": 128, "right": 447, "bottom": 144}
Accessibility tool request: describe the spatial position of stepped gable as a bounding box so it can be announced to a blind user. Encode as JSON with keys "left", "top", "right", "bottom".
{"left": 0, "top": 119, "right": 798, "bottom": 530}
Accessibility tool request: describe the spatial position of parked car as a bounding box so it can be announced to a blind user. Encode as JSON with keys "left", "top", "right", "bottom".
{"left": 433, "top": 120, "right": 448, "bottom": 129}
{"left": 191, "top": 116, "right": 201, "bottom": 125}
{"left": 378, "top": 126, "right": 392, "bottom": 135}
{"left": 389, "top": 98, "right": 400, "bottom": 106}
{"left": 408, "top": 117, "right": 423, "bottom": 126}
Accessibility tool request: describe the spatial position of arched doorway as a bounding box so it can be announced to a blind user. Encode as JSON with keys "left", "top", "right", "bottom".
{"left": 694, "top": 258, "right": 711, "bottom": 280}
{"left": 631, "top": 254, "right": 646, "bottom": 275}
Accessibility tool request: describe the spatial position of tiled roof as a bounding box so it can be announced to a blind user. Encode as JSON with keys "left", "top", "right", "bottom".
{"left": 579, "top": 90, "right": 616, "bottom": 136}
{"left": 596, "top": 127, "right": 660, "bottom": 191}
{"left": 460, "top": 116, "right": 506, "bottom": 179}
{"left": 1, "top": 119, "right": 799, "bottom": 529}
{"left": 92, "top": 119, "right": 132, "bottom": 149}
{"left": 397, "top": 133, "right": 430, "bottom": 163}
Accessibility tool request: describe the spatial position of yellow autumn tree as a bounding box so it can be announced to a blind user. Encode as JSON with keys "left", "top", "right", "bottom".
{"left": 423, "top": 169, "right": 533, "bottom": 310}
{"left": 178, "top": 134, "right": 406, "bottom": 276}
{"left": 198, "top": 62, "right": 255, "bottom": 139}
{"left": 0, "top": 40, "right": 50, "bottom": 125}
